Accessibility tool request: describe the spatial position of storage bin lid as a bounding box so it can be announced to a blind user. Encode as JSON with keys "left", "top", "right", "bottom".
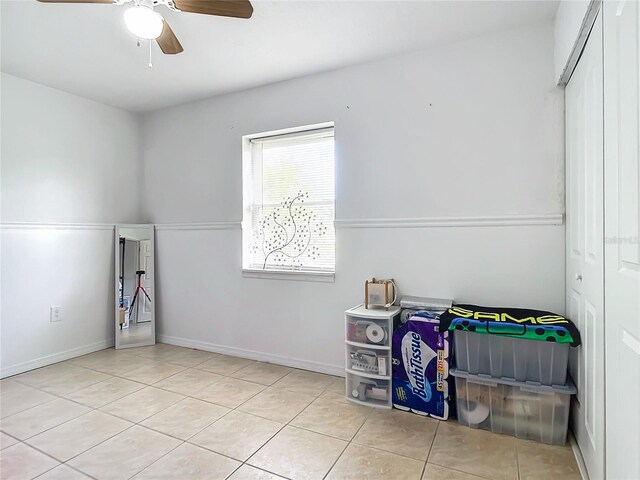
{"left": 450, "top": 368, "right": 577, "bottom": 395}
{"left": 438, "top": 305, "right": 581, "bottom": 347}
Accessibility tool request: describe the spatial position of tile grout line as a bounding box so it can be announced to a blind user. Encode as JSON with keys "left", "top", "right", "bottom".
{"left": 37, "top": 422, "right": 138, "bottom": 464}
{"left": 1, "top": 386, "right": 137, "bottom": 441}
{"left": 122, "top": 437, "right": 187, "bottom": 480}
{"left": 21, "top": 422, "right": 138, "bottom": 477}
{"left": 5, "top": 345, "right": 546, "bottom": 480}
{"left": 6, "top": 346, "right": 286, "bottom": 399}
{"left": 61, "top": 393, "right": 230, "bottom": 478}
{"left": 3, "top": 350, "right": 335, "bottom": 427}
{"left": 9, "top": 348, "right": 335, "bottom": 479}
{"left": 5, "top": 351, "right": 366, "bottom": 480}
{"left": 320, "top": 395, "right": 377, "bottom": 480}
{"left": 103, "top": 346, "right": 230, "bottom": 479}
{"left": 3, "top": 405, "right": 91, "bottom": 444}
{"left": 39, "top": 461, "right": 101, "bottom": 480}
{"left": 22, "top": 348, "right": 339, "bottom": 479}
{"left": 2, "top": 353, "right": 201, "bottom": 478}
{"left": 420, "top": 420, "right": 440, "bottom": 479}
{"left": 74, "top": 387, "right": 240, "bottom": 479}
{"left": 239, "top": 415, "right": 291, "bottom": 478}
{"left": 427, "top": 459, "right": 494, "bottom": 479}
{"left": 2, "top": 441, "right": 101, "bottom": 480}
{"left": 515, "top": 439, "right": 521, "bottom": 480}
{"left": 349, "top": 435, "right": 434, "bottom": 464}
{"left": 221, "top": 370, "right": 345, "bottom": 479}
{"left": 8, "top": 352, "right": 224, "bottom": 477}
{"left": 61, "top": 461, "right": 100, "bottom": 480}
{"left": 8, "top": 374, "right": 334, "bottom": 431}
{"left": 187, "top": 366, "right": 334, "bottom": 478}
{"left": 230, "top": 368, "right": 325, "bottom": 475}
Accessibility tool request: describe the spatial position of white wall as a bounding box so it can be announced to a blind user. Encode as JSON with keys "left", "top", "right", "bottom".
{"left": 554, "top": 0, "right": 593, "bottom": 83}
{"left": 141, "top": 22, "right": 565, "bottom": 375}
{"left": 0, "top": 73, "right": 140, "bottom": 377}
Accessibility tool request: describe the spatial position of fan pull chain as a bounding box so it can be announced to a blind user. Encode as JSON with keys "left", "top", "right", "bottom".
{"left": 148, "top": 40, "right": 153, "bottom": 69}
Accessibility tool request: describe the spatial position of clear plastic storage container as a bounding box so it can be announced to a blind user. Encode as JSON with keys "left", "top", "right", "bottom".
{"left": 453, "top": 330, "right": 569, "bottom": 386}
{"left": 451, "top": 368, "right": 576, "bottom": 445}
{"left": 345, "top": 373, "right": 391, "bottom": 408}
{"left": 345, "top": 315, "right": 390, "bottom": 347}
{"left": 345, "top": 344, "right": 390, "bottom": 377}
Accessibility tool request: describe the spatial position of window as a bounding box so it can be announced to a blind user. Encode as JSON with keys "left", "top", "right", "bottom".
{"left": 242, "top": 123, "right": 335, "bottom": 277}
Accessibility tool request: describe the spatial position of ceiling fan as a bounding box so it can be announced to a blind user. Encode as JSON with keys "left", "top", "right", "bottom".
{"left": 36, "top": 0, "right": 253, "bottom": 55}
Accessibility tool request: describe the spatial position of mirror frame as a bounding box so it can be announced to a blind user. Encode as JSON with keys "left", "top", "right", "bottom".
{"left": 114, "top": 224, "right": 156, "bottom": 349}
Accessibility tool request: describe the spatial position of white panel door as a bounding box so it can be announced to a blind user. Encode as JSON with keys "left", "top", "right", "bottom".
{"left": 604, "top": 1, "right": 640, "bottom": 479}
{"left": 566, "top": 10, "right": 605, "bottom": 480}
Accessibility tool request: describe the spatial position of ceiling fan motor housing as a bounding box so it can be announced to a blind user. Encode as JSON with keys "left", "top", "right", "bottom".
{"left": 114, "top": 0, "right": 179, "bottom": 11}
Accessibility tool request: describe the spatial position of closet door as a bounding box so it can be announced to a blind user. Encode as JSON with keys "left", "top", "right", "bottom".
{"left": 604, "top": 1, "right": 640, "bottom": 478}
{"left": 566, "top": 11, "right": 605, "bottom": 480}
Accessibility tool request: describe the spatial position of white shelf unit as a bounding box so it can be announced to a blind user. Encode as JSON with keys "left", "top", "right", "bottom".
{"left": 344, "top": 304, "right": 401, "bottom": 409}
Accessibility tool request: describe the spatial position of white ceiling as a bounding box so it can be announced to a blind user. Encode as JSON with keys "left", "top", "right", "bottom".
{"left": 1, "top": 0, "right": 559, "bottom": 112}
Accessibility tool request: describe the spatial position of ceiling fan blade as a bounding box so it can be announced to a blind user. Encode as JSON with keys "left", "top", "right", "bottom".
{"left": 173, "top": 0, "right": 253, "bottom": 19}
{"left": 37, "top": 0, "right": 114, "bottom": 3}
{"left": 156, "top": 20, "right": 183, "bottom": 55}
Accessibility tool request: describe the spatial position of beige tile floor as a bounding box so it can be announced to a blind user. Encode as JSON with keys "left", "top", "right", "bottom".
{"left": 0, "top": 344, "right": 582, "bottom": 480}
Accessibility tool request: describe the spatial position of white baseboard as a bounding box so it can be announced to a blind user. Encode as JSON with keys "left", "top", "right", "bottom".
{"left": 157, "top": 334, "right": 344, "bottom": 377}
{"left": 568, "top": 430, "right": 589, "bottom": 480}
{"left": 1, "top": 339, "right": 115, "bottom": 379}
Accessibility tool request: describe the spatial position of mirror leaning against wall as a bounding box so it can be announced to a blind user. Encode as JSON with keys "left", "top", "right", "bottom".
{"left": 115, "top": 224, "right": 155, "bottom": 349}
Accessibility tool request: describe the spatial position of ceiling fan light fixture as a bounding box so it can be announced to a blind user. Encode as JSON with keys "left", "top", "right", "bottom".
{"left": 124, "top": 6, "right": 164, "bottom": 40}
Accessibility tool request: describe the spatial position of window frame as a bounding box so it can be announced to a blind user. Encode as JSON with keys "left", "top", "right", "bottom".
{"left": 241, "top": 122, "right": 336, "bottom": 281}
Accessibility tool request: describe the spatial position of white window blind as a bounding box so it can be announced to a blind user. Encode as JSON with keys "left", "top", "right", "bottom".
{"left": 242, "top": 126, "right": 335, "bottom": 274}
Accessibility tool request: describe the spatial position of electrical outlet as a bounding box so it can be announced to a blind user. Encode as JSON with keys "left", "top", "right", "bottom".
{"left": 50, "top": 306, "right": 62, "bottom": 323}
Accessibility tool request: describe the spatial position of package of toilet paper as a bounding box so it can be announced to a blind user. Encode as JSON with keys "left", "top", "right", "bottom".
{"left": 392, "top": 310, "right": 454, "bottom": 420}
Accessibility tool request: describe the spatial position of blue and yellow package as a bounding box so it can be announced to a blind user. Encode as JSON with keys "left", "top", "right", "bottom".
{"left": 392, "top": 310, "right": 454, "bottom": 420}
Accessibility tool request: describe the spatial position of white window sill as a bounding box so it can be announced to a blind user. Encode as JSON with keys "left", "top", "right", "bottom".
{"left": 242, "top": 268, "right": 335, "bottom": 283}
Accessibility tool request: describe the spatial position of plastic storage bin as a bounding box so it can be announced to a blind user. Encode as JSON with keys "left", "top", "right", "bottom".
{"left": 451, "top": 368, "right": 576, "bottom": 445}
{"left": 346, "top": 373, "right": 391, "bottom": 408}
{"left": 453, "top": 330, "right": 569, "bottom": 386}
{"left": 346, "top": 344, "right": 389, "bottom": 377}
{"left": 346, "top": 315, "right": 390, "bottom": 347}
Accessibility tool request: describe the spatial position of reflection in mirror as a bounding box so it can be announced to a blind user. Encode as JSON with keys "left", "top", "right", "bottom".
{"left": 115, "top": 225, "right": 155, "bottom": 348}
